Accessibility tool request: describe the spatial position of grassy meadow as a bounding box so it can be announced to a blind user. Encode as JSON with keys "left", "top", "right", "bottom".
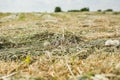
{"left": 0, "top": 12, "right": 120, "bottom": 80}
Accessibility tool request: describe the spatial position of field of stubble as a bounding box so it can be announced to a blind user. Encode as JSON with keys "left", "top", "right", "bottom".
{"left": 0, "top": 12, "right": 120, "bottom": 80}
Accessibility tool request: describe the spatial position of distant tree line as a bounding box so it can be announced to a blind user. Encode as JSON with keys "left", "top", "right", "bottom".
{"left": 68, "top": 7, "right": 90, "bottom": 12}
{"left": 54, "top": 7, "right": 90, "bottom": 12}
{"left": 97, "top": 9, "right": 113, "bottom": 12}
{"left": 54, "top": 6, "right": 120, "bottom": 13}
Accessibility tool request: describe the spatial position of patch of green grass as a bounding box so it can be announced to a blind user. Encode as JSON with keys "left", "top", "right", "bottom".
{"left": 18, "top": 13, "right": 26, "bottom": 20}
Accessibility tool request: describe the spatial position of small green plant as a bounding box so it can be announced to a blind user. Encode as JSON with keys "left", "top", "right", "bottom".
{"left": 25, "top": 55, "right": 31, "bottom": 64}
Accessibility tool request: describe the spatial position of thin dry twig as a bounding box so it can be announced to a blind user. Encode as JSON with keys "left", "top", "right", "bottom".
{"left": 65, "top": 58, "right": 76, "bottom": 79}
{"left": 0, "top": 72, "right": 17, "bottom": 80}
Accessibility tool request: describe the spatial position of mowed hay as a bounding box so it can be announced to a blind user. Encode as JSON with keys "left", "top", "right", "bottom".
{"left": 0, "top": 12, "right": 120, "bottom": 80}
{"left": 0, "top": 52, "right": 120, "bottom": 80}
